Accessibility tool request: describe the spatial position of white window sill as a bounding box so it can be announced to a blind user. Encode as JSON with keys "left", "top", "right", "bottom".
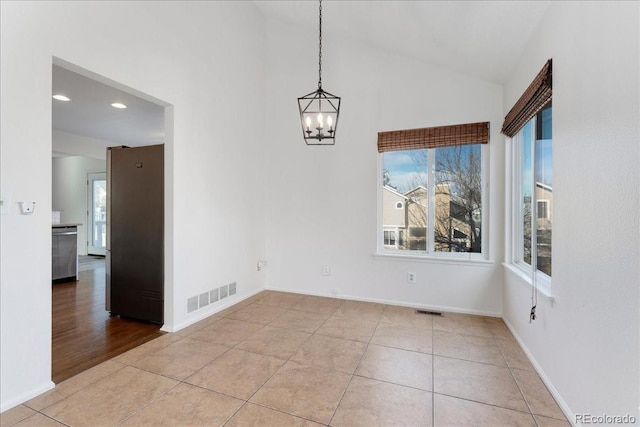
{"left": 373, "top": 252, "right": 493, "bottom": 267}
{"left": 503, "top": 262, "right": 554, "bottom": 300}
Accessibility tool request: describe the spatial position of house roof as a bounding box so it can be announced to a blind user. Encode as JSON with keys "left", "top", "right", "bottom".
{"left": 536, "top": 182, "right": 552, "bottom": 192}
{"left": 383, "top": 185, "right": 409, "bottom": 200}
{"left": 404, "top": 185, "right": 428, "bottom": 196}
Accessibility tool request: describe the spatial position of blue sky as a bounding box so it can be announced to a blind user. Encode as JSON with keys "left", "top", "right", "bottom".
{"left": 383, "top": 149, "right": 427, "bottom": 193}
{"left": 383, "top": 145, "right": 481, "bottom": 194}
{"left": 522, "top": 120, "right": 553, "bottom": 195}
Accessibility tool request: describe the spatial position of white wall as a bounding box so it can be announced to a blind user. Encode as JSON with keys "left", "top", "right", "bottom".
{"left": 263, "top": 17, "right": 505, "bottom": 315}
{"left": 0, "top": 1, "right": 266, "bottom": 411}
{"left": 503, "top": 1, "right": 640, "bottom": 422}
{"left": 53, "top": 129, "right": 113, "bottom": 160}
{"left": 52, "top": 156, "right": 106, "bottom": 256}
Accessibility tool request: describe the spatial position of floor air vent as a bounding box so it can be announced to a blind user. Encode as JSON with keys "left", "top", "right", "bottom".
{"left": 416, "top": 309, "right": 443, "bottom": 316}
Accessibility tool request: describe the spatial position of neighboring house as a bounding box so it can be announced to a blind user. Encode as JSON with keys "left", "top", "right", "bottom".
{"left": 434, "top": 183, "right": 477, "bottom": 253}
{"left": 535, "top": 182, "right": 552, "bottom": 275}
{"left": 404, "top": 186, "right": 428, "bottom": 250}
{"left": 382, "top": 186, "right": 408, "bottom": 249}
{"left": 382, "top": 184, "right": 478, "bottom": 252}
{"left": 535, "top": 181, "right": 552, "bottom": 230}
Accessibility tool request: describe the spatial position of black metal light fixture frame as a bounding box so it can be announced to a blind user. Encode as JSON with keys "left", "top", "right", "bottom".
{"left": 298, "top": 0, "right": 341, "bottom": 145}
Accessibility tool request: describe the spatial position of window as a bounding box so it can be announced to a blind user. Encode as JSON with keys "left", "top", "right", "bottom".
{"left": 384, "top": 230, "right": 397, "bottom": 246}
{"left": 378, "top": 122, "right": 488, "bottom": 258}
{"left": 502, "top": 59, "right": 552, "bottom": 290}
{"left": 513, "top": 102, "right": 552, "bottom": 277}
{"left": 537, "top": 200, "right": 549, "bottom": 219}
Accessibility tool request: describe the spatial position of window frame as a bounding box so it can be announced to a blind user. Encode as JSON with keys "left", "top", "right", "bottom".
{"left": 511, "top": 109, "right": 552, "bottom": 292}
{"left": 376, "top": 144, "right": 489, "bottom": 262}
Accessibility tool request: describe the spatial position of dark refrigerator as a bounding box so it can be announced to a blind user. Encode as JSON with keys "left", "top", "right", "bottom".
{"left": 106, "top": 145, "right": 164, "bottom": 324}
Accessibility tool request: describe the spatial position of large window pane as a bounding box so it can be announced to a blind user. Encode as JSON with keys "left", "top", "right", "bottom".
{"left": 515, "top": 102, "right": 552, "bottom": 277}
{"left": 535, "top": 103, "right": 552, "bottom": 276}
{"left": 521, "top": 121, "right": 533, "bottom": 265}
{"left": 382, "top": 149, "right": 428, "bottom": 251}
{"left": 434, "top": 144, "right": 482, "bottom": 253}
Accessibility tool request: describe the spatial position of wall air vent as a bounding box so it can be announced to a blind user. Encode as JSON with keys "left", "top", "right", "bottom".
{"left": 187, "top": 296, "right": 198, "bottom": 313}
{"left": 187, "top": 282, "right": 235, "bottom": 315}
{"left": 199, "top": 292, "right": 210, "bottom": 308}
{"left": 416, "top": 309, "right": 443, "bottom": 316}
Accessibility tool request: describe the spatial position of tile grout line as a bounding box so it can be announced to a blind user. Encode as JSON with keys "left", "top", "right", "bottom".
{"left": 487, "top": 317, "right": 541, "bottom": 426}
{"left": 326, "top": 304, "right": 386, "bottom": 426}
{"left": 223, "top": 296, "right": 342, "bottom": 426}
{"left": 431, "top": 316, "right": 436, "bottom": 427}
{"left": 17, "top": 292, "right": 567, "bottom": 426}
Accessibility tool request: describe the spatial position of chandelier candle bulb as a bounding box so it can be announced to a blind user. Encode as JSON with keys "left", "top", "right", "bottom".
{"left": 317, "top": 113, "right": 323, "bottom": 129}
{"left": 306, "top": 117, "right": 312, "bottom": 132}
{"left": 327, "top": 116, "right": 333, "bottom": 131}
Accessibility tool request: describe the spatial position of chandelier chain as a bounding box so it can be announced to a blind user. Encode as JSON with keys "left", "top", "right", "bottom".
{"left": 318, "top": 0, "right": 322, "bottom": 89}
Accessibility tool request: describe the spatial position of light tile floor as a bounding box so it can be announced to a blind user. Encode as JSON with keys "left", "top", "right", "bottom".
{"left": 1, "top": 291, "right": 571, "bottom": 427}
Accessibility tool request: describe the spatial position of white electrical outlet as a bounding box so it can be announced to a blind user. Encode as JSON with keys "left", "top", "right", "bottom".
{"left": 407, "top": 272, "right": 416, "bottom": 284}
{"left": 323, "top": 265, "right": 330, "bottom": 276}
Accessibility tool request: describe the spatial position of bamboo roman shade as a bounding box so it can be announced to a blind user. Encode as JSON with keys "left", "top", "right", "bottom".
{"left": 377, "top": 121, "right": 489, "bottom": 153}
{"left": 501, "top": 59, "right": 552, "bottom": 137}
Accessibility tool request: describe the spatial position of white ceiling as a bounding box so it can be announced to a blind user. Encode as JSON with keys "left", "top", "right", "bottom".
{"left": 52, "top": 1, "right": 551, "bottom": 148}
{"left": 52, "top": 65, "right": 165, "bottom": 149}
{"left": 255, "top": 1, "right": 552, "bottom": 84}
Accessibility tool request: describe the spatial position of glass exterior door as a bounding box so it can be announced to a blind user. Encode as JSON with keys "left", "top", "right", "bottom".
{"left": 87, "top": 172, "right": 107, "bottom": 255}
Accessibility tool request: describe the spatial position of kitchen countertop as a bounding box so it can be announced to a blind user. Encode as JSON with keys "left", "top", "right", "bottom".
{"left": 52, "top": 223, "right": 83, "bottom": 228}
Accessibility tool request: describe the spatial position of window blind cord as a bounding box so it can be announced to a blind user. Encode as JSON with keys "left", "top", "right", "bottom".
{"left": 530, "top": 147, "right": 538, "bottom": 324}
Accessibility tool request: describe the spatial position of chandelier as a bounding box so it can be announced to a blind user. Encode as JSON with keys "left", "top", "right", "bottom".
{"left": 298, "top": 0, "right": 341, "bottom": 145}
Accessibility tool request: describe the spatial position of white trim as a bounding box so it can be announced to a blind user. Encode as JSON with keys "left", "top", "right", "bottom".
{"left": 373, "top": 251, "right": 492, "bottom": 266}
{"left": 502, "top": 317, "right": 576, "bottom": 426}
{"left": 163, "top": 287, "right": 266, "bottom": 333}
{"left": 264, "top": 286, "right": 502, "bottom": 318}
{"left": 503, "top": 262, "right": 554, "bottom": 300}
{"left": 0, "top": 381, "right": 55, "bottom": 413}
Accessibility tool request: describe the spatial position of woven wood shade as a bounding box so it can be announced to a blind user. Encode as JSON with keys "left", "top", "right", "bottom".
{"left": 502, "top": 59, "right": 552, "bottom": 137}
{"left": 377, "top": 121, "right": 489, "bottom": 153}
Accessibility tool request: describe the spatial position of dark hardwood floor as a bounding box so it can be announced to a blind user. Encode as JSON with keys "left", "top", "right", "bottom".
{"left": 52, "top": 256, "right": 164, "bottom": 383}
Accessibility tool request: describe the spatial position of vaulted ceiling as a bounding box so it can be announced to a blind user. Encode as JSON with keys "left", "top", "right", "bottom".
{"left": 52, "top": 1, "right": 550, "bottom": 152}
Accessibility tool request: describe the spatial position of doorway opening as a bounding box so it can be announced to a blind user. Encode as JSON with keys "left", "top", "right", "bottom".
{"left": 87, "top": 172, "right": 106, "bottom": 256}
{"left": 51, "top": 57, "right": 173, "bottom": 383}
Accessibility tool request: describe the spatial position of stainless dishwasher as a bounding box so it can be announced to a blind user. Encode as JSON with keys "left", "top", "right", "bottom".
{"left": 52, "top": 226, "right": 78, "bottom": 282}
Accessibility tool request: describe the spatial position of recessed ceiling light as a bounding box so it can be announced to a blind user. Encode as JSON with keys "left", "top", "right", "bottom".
{"left": 111, "top": 102, "right": 127, "bottom": 109}
{"left": 52, "top": 94, "right": 71, "bottom": 101}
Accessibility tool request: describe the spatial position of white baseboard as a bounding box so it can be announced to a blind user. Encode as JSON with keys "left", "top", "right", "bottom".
{"left": 265, "top": 285, "right": 502, "bottom": 318}
{"left": 166, "top": 286, "right": 267, "bottom": 333}
{"left": 502, "top": 317, "right": 577, "bottom": 426}
{"left": 1, "top": 381, "right": 55, "bottom": 413}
